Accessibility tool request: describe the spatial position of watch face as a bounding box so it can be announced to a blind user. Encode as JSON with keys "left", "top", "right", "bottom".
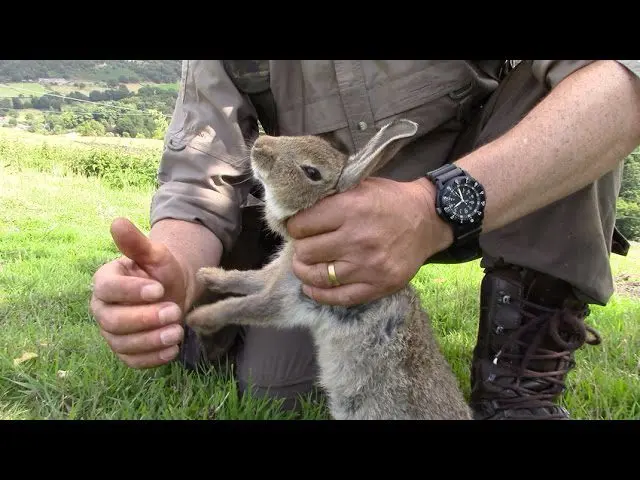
{"left": 438, "top": 177, "right": 485, "bottom": 225}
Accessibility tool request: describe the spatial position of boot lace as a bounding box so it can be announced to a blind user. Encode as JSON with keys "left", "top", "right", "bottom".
{"left": 487, "top": 298, "right": 601, "bottom": 414}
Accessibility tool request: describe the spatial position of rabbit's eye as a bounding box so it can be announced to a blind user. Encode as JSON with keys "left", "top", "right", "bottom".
{"left": 301, "top": 165, "right": 322, "bottom": 181}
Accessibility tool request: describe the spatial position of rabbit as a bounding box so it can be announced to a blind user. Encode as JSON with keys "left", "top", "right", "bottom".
{"left": 185, "top": 118, "right": 473, "bottom": 420}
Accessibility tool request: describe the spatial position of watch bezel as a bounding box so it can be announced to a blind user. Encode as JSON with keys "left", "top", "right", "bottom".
{"left": 434, "top": 175, "right": 486, "bottom": 227}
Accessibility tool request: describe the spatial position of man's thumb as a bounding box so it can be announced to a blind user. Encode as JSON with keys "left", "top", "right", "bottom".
{"left": 110, "top": 217, "right": 165, "bottom": 267}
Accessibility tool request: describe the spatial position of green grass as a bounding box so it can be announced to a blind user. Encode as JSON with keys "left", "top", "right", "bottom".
{"left": 0, "top": 128, "right": 162, "bottom": 190}
{"left": 0, "top": 126, "right": 163, "bottom": 153}
{"left": 1, "top": 138, "right": 639, "bottom": 420}
{"left": 412, "top": 255, "right": 640, "bottom": 420}
{"left": 0, "top": 82, "right": 47, "bottom": 98}
{"left": 0, "top": 126, "right": 164, "bottom": 150}
{"left": 0, "top": 166, "right": 329, "bottom": 420}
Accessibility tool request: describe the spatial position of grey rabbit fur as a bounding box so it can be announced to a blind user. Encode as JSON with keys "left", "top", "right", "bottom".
{"left": 185, "top": 118, "right": 473, "bottom": 420}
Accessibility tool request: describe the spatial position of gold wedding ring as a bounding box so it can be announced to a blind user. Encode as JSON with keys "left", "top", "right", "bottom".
{"left": 327, "top": 262, "right": 341, "bottom": 287}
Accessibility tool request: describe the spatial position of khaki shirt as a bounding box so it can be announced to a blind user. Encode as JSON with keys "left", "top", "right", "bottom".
{"left": 150, "top": 60, "right": 640, "bottom": 254}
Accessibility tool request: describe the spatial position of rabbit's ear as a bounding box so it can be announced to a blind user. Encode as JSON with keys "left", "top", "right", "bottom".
{"left": 337, "top": 118, "right": 418, "bottom": 191}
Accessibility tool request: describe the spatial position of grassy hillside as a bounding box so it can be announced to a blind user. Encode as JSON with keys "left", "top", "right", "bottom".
{"left": 0, "top": 82, "right": 48, "bottom": 98}
{"left": 0, "top": 81, "right": 136, "bottom": 99}
{"left": 0, "top": 60, "right": 181, "bottom": 84}
{"left": 0, "top": 61, "right": 181, "bottom": 141}
{"left": 0, "top": 81, "right": 179, "bottom": 99}
{"left": 0, "top": 125, "right": 164, "bottom": 150}
{"left": 0, "top": 131, "right": 638, "bottom": 420}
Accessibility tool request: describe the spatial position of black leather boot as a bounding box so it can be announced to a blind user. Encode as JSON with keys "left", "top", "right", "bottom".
{"left": 470, "top": 264, "right": 602, "bottom": 420}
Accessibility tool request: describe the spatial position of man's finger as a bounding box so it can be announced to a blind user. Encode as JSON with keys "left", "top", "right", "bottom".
{"left": 117, "top": 345, "right": 180, "bottom": 369}
{"left": 93, "top": 272, "right": 165, "bottom": 304}
{"left": 92, "top": 300, "right": 183, "bottom": 335}
{"left": 110, "top": 217, "right": 166, "bottom": 268}
{"left": 302, "top": 282, "right": 378, "bottom": 307}
{"left": 286, "top": 196, "right": 345, "bottom": 239}
{"left": 292, "top": 257, "right": 357, "bottom": 289}
{"left": 292, "top": 230, "right": 349, "bottom": 265}
{"left": 101, "top": 324, "right": 184, "bottom": 355}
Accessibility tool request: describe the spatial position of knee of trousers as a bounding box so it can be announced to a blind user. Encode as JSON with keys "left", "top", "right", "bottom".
{"left": 234, "top": 325, "right": 320, "bottom": 404}
{"left": 477, "top": 166, "right": 622, "bottom": 306}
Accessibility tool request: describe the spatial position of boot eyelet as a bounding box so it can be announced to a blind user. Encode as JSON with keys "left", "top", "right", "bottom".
{"left": 497, "top": 294, "right": 511, "bottom": 304}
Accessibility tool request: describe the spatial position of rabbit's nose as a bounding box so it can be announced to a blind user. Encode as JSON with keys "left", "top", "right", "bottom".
{"left": 252, "top": 143, "right": 276, "bottom": 165}
{"left": 252, "top": 144, "right": 267, "bottom": 154}
{"left": 253, "top": 135, "right": 276, "bottom": 147}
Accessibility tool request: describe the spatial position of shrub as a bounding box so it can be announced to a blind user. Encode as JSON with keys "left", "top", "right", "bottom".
{"left": 616, "top": 198, "right": 640, "bottom": 242}
{"left": 616, "top": 148, "right": 640, "bottom": 241}
{"left": 0, "top": 135, "right": 161, "bottom": 190}
{"left": 619, "top": 149, "right": 639, "bottom": 203}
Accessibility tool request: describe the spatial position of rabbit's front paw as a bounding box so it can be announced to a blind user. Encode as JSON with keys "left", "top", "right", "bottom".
{"left": 196, "top": 267, "right": 263, "bottom": 296}
{"left": 196, "top": 267, "right": 229, "bottom": 293}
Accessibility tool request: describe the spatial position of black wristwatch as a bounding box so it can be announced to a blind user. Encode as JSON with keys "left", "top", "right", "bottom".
{"left": 425, "top": 163, "right": 486, "bottom": 263}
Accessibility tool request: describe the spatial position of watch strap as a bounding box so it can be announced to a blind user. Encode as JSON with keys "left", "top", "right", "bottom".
{"left": 425, "top": 163, "right": 484, "bottom": 263}
{"left": 426, "top": 163, "right": 465, "bottom": 186}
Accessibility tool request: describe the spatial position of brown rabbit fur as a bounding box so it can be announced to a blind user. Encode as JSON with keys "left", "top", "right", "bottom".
{"left": 185, "top": 118, "right": 473, "bottom": 420}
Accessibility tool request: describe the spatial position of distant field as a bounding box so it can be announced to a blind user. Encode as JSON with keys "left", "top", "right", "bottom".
{"left": 0, "top": 127, "right": 164, "bottom": 150}
{"left": 47, "top": 82, "right": 109, "bottom": 96}
{"left": 48, "top": 81, "right": 178, "bottom": 96}
{"left": 123, "top": 83, "right": 143, "bottom": 93}
{"left": 141, "top": 82, "right": 179, "bottom": 93}
{"left": 0, "top": 80, "right": 179, "bottom": 101}
{"left": 0, "top": 82, "right": 48, "bottom": 98}
{"left": 0, "top": 81, "right": 107, "bottom": 100}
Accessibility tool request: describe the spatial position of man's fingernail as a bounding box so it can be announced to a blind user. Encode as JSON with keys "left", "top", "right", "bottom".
{"left": 160, "top": 326, "right": 183, "bottom": 346}
{"left": 159, "top": 345, "right": 179, "bottom": 361}
{"left": 141, "top": 283, "right": 163, "bottom": 300}
{"left": 158, "top": 304, "right": 181, "bottom": 324}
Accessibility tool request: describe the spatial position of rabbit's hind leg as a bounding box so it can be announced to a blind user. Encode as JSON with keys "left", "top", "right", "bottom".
{"left": 185, "top": 292, "right": 281, "bottom": 336}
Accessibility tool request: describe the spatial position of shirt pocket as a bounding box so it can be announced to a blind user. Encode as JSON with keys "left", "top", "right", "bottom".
{"left": 274, "top": 61, "right": 483, "bottom": 141}
{"left": 366, "top": 60, "right": 479, "bottom": 135}
{"left": 271, "top": 61, "right": 350, "bottom": 136}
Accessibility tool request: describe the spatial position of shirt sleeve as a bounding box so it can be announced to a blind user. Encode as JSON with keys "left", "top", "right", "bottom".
{"left": 616, "top": 59, "right": 640, "bottom": 78}
{"left": 150, "top": 60, "right": 260, "bottom": 254}
{"left": 531, "top": 60, "right": 640, "bottom": 89}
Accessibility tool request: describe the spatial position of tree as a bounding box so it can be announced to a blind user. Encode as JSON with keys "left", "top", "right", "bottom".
{"left": 616, "top": 149, "right": 640, "bottom": 241}
{"left": 77, "top": 119, "right": 106, "bottom": 136}
{"left": 620, "top": 150, "right": 640, "bottom": 203}
{"left": 148, "top": 109, "right": 169, "bottom": 140}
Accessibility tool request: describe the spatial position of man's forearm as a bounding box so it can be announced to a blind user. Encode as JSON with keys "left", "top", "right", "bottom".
{"left": 446, "top": 60, "right": 640, "bottom": 237}
{"left": 149, "top": 219, "right": 223, "bottom": 310}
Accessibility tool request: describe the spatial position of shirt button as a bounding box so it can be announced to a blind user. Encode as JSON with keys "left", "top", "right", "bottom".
{"left": 357, "top": 121, "right": 368, "bottom": 131}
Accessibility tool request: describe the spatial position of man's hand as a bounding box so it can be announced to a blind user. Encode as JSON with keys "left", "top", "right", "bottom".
{"left": 287, "top": 176, "right": 453, "bottom": 307}
{"left": 89, "top": 217, "right": 189, "bottom": 369}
